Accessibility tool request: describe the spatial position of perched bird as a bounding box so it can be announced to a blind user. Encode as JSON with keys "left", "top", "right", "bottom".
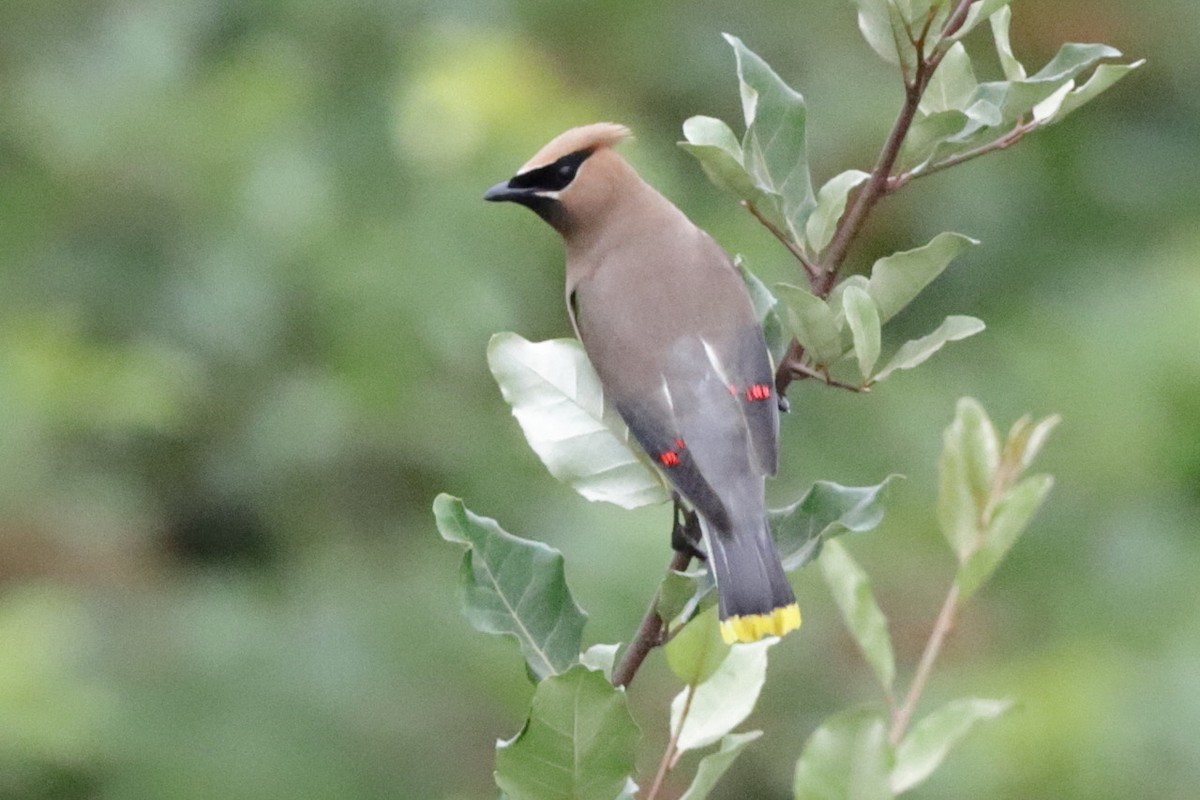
{"left": 485, "top": 123, "right": 799, "bottom": 644}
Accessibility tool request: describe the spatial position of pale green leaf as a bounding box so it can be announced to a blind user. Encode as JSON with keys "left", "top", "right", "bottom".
{"left": 1042, "top": 60, "right": 1144, "bottom": 124}
{"left": 670, "top": 639, "right": 775, "bottom": 752}
{"left": 1018, "top": 414, "right": 1061, "bottom": 471}
{"left": 579, "top": 643, "right": 620, "bottom": 682}
{"left": 873, "top": 316, "right": 985, "bottom": 382}
{"left": 899, "top": 110, "right": 968, "bottom": 172}
{"left": 771, "top": 477, "right": 901, "bottom": 571}
{"left": 680, "top": 115, "right": 777, "bottom": 216}
{"left": 679, "top": 731, "right": 763, "bottom": 800}
{"left": 956, "top": 473, "right": 1053, "bottom": 600}
{"left": 725, "top": 34, "right": 816, "bottom": 237}
{"left": 793, "top": 708, "right": 894, "bottom": 800}
{"left": 615, "top": 778, "right": 639, "bottom": 800}
{"left": 806, "top": 170, "right": 870, "bottom": 255}
{"left": 738, "top": 258, "right": 790, "bottom": 366}
{"left": 1032, "top": 80, "right": 1077, "bottom": 123}
{"left": 657, "top": 568, "right": 702, "bottom": 628}
{"left": 488, "top": 333, "right": 669, "bottom": 509}
{"left": 434, "top": 495, "right": 587, "bottom": 681}
{"left": 989, "top": 6, "right": 1025, "bottom": 81}
{"left": 495, "top": 665, "right": 639, "bottom": 800}
{"left": 936, "top": 398, "right": 1000, "bottom": 562}
{"left": 967, "top": 42, "right": 1124, "bottom": 128}
{"left": 820, "top": 540, "right": 895, "bottom": 693}
{"left": 920, "top": 42, "right": 977, "bottom": 114}
{"left": 943, "top": 0, "right": 1011, "bottom": 45}
{"left": 775, "top": 283, "right": 844, "bottom": 366}
{"left": 842, "top": 285, "right": 882, "bottom": 381}
{"left": 891, "top": 698, "right": 1011, "bottom": 793}
{"left": 853, "top": 0, "right": 917, "bottom": 73}
{"left": 1030, "top": 42, "right": 1122, "bottom": 83}
{"left": 666, "top": 605, "right": 730, "bottom": 687}
{"left": 867, "top": 233, "right": 978, "bottom": 323}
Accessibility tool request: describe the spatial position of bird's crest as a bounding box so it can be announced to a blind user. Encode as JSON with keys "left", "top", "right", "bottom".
{"left": 518, "top": 122, "right": 632, "bottom": 174}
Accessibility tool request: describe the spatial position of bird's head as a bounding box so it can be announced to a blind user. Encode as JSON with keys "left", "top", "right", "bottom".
{"left": 484, "top": 122, "right": 632, "bottom": 234}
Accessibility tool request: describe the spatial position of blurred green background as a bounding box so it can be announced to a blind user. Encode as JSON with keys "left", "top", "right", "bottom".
{"left": 0, "top": 0, "right": 1196, "bottom": 798}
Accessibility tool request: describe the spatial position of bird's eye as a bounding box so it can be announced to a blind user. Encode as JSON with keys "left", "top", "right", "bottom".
{"left": 559, "top": 164, "right": 573, "bottom": 178}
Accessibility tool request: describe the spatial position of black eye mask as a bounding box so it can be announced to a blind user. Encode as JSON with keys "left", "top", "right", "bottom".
{"left": 506, "top": 148, "right": 594, "bottom": 193}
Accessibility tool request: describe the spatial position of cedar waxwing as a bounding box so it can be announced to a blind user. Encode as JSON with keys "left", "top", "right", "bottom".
{"left": 485, "top": 123, "right": 799, "bottom": 644}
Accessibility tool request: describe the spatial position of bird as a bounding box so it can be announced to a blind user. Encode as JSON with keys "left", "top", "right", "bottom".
{"left": 484, "top": 123, "right": 799, "bottom": 644}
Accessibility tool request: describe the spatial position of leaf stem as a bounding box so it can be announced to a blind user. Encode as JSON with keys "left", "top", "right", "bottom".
{"left": 889, "top": 581, "right": 961, "bottom": 745}
{"left": 741, "top": 200, "right": 820, "bottom": 280}
{"left": 613, "top": 549, "right": 693, "bottom": 688}
{"left": 891, "top": 119, "right": 1038, "bottom": 190}
{"left": 645, "top": 682, "right": 697, "bottom": 800}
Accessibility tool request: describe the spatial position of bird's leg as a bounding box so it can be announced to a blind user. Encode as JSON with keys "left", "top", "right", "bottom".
{"left": 670, "top": 494, "right": 706, "bottom": 561}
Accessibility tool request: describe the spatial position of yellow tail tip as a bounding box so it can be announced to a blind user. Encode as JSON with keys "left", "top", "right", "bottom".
{"left": 719, "top": 604, "right": 801, "bottom": 644}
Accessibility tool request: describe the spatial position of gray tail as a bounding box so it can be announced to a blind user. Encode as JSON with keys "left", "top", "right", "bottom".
{"left": 701, "top": 514, "right": 800, "bottom": 644}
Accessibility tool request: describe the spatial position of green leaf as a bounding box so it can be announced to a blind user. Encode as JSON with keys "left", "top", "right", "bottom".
{"left": 775, "top": 283, "right": 844, "bottom": 366}
{"left": 872, "top": 316, "right": 985, "bottom": 382}
{"left": 867, "top": 233, "right": 977, "bottom": 323}
{"left": 433, "top": 494, "right": 587, "bottom": 680}
{"left": 495, "top": 665, "right": 639, "bottom": 800}
{"left": 1030, "top": 42, "right": 1122, "bottom": 83}
{"left": 890, "top": 698, "right": 1011, "bottom": 793}
{"left": 963, "top": 42, "right": 1124, "bottom": 131}
{"left": 580, "top": 643, "right": 620, "bottom": 682}
{"left": 725, "top": 34, "right": 816, "bottom": 238}
{"left": 920, "top": 42, "right": 978, "bottom": 114}
{"left": 666, "top": 606, "right": 730, "bottom": 687}
{"left": 1038, "top": 60, "right": 1144, "bottom": 124}
{"left": 679, "top": 731, "right": 764, "bottom": 800}
{"left": 793, "top": 708, "right": 894, "bottom": 800}
{"left": 1016, "top": 414, "right": 1061, "bottom": 472}
{"left": 842, "top": 285, "right": 882, "bottom": 381}
{"left": 955, "top": 473, "right": 1053, "bottom": 600}
{"left": 805, "top": 170, "right": 870, "bottom": 256}
{"left": 487, "top": 333, "right": 669, "bottom": 509}
{"left": 988, "top": 6, "right": 1026, "bottom": 81}
{"left": 679, "top": 116, "right": 776, "bottom": 216}
{"left": 943, "top": 0, "right": 1011, "bottom": 45}
{"left": 615, "top": 778, "right": 640, "bottom": 800}
{"left": 853, "top": 0, "right": 917, "bottom": 73}
{"left": 738, "top": 258, "right": 790, "bottom": 366}
{"left": 820, "top": 540, "right": 895, "bottom": 694}
{"left": 670, "top": 639, "right": 775, "bottom": 752}
{"left": 770, "top": 477, "right": 901, "bottom": 571}
{"left": 936, "top": 398, "right": 1000, "bottom": 562}
{"left": 657, "top": 568, "right": 701, "bottom": 627}
{"left": 899, "top": 110, "right": 968, "bottom": 172}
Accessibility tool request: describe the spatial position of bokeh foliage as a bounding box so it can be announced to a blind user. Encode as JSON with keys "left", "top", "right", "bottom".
{"left": 0, "top": 1, "right": 1196, "bottom": 799}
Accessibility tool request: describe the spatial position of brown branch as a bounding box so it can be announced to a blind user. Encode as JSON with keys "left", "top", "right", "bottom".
{"left": 889, "top": 582, "right": 961, "bottom": 744}
{"left": 814, "top": 0, "right": 979, "bottom": 298}
{"left": 890, "top": 119, "right": 1038, "bottom": 191}
{"left": 613, "top": 549, "right": 692, "bottom": 688}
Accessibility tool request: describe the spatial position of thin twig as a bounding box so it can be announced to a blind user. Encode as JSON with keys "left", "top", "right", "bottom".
{"left": 889, "top": 582, "right": 961, "bottom": 745}
{"left": 613, "top": 549, "right": 692, "bottom": 688}
{"left": 788, "top": 362, "right": 869, "bottom": 393}
{"left": 890, "top": 119, "right": 1038, "bottom": 191}
{"left": 645, "top": 682, "right": 697, "bottom": 800}
{"left": 741, "top": 200, "right": 820, "bottom": 280}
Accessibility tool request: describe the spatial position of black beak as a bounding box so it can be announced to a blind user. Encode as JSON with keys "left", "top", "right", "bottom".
{"left": 484, "top": 180, "right": 523, "bottom": 202}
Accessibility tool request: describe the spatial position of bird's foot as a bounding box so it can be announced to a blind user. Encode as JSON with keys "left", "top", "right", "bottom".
{"left": 671, "top": 498, "right": 706, "bottom": 561}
